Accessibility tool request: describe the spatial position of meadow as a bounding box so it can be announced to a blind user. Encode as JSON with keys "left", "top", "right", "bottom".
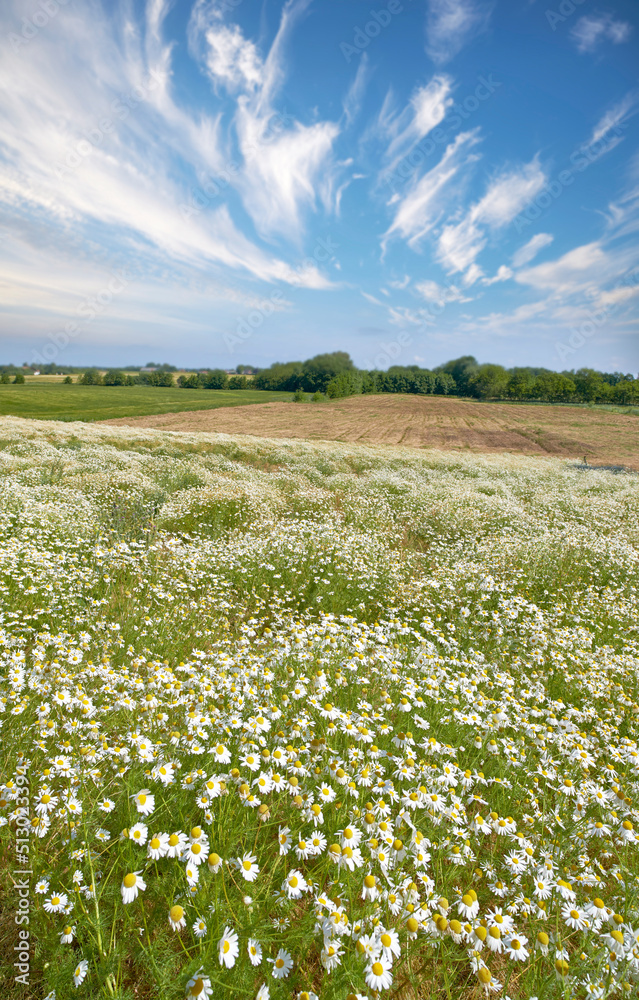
{"left": 0, "top": 385, "right": 289, "bottom": 423}
{"left": 0, "top": 415, "right": 638, "bottom": 1000}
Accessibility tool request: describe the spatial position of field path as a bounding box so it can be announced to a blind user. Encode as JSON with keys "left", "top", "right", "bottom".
{"left": 102, "top": 394, "right": 639, "bottom": 469}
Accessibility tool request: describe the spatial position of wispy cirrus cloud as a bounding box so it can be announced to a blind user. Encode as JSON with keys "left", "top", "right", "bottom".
{"left": 511, "top": 233, "right": 554, "bottom": 268}
{"left": 0, "top": 0, "right": 336, "bottom": 291}
{"left": 382, "top": 129, "right": 481, "bottom": 250}
{"left": 571, "top": 13, "right": 632, "bottom": 54}
{"left": 378, "top": 75, "right": 455, "bottom": 175}
{"left": 589, "top": 91, "right": 639, "bottom": 146}
{"left": 425, "top": 0, "right": 493, "bottom": 65}
{"left": 437, "top": 158, "right": 547, "bottom": 275}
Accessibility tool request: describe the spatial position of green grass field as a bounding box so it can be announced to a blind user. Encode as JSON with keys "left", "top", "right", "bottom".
{"left": 0, "top": 384, "right": 289, "bottom": 422}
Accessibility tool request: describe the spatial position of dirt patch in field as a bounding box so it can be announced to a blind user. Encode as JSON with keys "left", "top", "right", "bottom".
{"left": 102, "top": 394, "right": 639, "bottom": 469}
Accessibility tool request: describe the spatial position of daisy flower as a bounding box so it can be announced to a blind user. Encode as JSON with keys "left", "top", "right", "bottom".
{"left": 284, "top": 869, "right": 307, "bottom": 899}
{"left": 321, "top": 941, "right": 343, "bottom": 971}
{"left": 166, "top": 832, "right": 188, "bottom": 858}
{"left": 72, "top": 959, "right": 88, "bottom": 988}
{"left": 248, "top": 938, "right": 262, "bottom": 965}
{"left": 185, "top": 969, "right": 212, "bottom": 1000}
{"left": 562, "top": 904, "right": 589, "bottom": 931}
{"left": 60, "top": 925, "right": 75, "bottom": 944}
{"left": 129, "top": 822, "right": 148, "bottom": 847}
{"left": 193, "top": 917, "right": 207, "bottom": 938}
{"left": 168, "top": 904, "right": 186, "bottom": 931}
{"left": 362, "top": 874, "right": 378, "bottom": 901}
{"left": 44, "top": 892, "right": 68, "bottom": 913}
{"left": 121, "top": 871, "right": 146, "bottom": 904}
{"left": 504, "top": 934, "right": 529, "bottom": 961}
{"left": 378, "top": 927, "right": 401, "bottom": 961}
{"left": 207, "top": 852, "right": 222, "bottom": 873}
{"left": 147, "top": 833, "right": 169, "bottom": 860}
{"left": 365, "top": 956, "right": 393, "bottom": 991}
{"left": 237, "top": 852, "right": 259, "bottom": 881}
{"left": 186, "top": 841, "right": 206, "bottom": 865}
{"left": 218, "top": 926, "right": 239, "bottom": 968}
{"left": 185, "top": 864, "right": 199, "bottom": 887}
{"left": 270, "top": 948, "right": 293, "bottom": 979}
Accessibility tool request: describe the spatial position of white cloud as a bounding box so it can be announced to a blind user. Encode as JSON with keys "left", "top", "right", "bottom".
{"left": 203, "top": 24, "right": 263, "bottom": 92}
{"left": 377, "top": 75, "right": 454, "bottom": 179}
{"left": 511, "top": 233, "right": 554, "bottom": 268}
{"left": 481, "top": 264, "right": 513, "bottom": 285}
{"left": 473, "top": 160, "right": 547, "bottom": 227}
{"left": 425, "top": 0, "right": 493, "bottom": 65}
{"left": 437, "top": 158, "right": 547, "bottom": 272}
{"left": 343, "top": 54, "right": 369, "bottom": 125}
{"left": 589, "top": 92, "right": 638, "bottom": 147}
{"left": 194, "top": 0, "right": 342, "bottom": 240}
{"left": 571, "top": 14, "right": 632, "bottom": 54}
{"left": 361, "top": 291, "right": 384, "bottom": 305}
{"left": 516, "top": 241, "right": 607, "bottom": 294}
{"left": 0, "top": 0, "right": 335, "bottom": 291}
{"left": 383, "top": 129, "right": 481, "bottom": 249}
{"left": 415, "top": 279, "right": 472, "bottom": 305}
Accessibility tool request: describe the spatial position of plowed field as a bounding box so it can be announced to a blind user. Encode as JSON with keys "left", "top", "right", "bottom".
{"left": 103, "top": 394, "right": 639, "bottom": 469}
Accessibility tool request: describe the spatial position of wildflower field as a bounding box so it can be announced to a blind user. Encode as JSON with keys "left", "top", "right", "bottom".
{"left": 0, "top": 416, "right": 638, "bottom": 1000}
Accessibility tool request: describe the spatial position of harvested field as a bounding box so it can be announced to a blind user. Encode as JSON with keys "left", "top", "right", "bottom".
{"left": 103, "top": 393, "right": 639, "bottom": 469}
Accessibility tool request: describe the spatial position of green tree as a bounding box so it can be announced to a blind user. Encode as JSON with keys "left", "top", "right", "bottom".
{"left": 467, "top": 364, "right": 510, "bottom": 399}
{"left": 81, "top": 369, "right": 102, "bottom": 385}
{"left": 103, "top": 370, "right": 126, "bottom": 386}
{"left": 13, "top": 372, "right": 26, "bottom": 384}
{"left": 302, "top": 352, "right": 355, "bottom": 392}
{"left": 435, "top": 356, "right": 478, "bottom": 394}
{"left": 202, "top": 370, "right": 229, "bottom": 389}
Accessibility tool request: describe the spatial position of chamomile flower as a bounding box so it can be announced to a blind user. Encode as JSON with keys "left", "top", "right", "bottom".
{"left": 132, "top": 789, "right": 155, "bottom": 816}
{"left": 72, "top": 959, "right": 88, "bottom": 988}
{"left": 248, "top": 938, "right": 262, "bottom": 965}
{"left": 185, "top": 969, "right": 212, "bottom": 1000}
{"left": 217, "top": 926, "right": 239, "bottom": 968}
{"left": 237, "top": 852, "right": 259, "bottom": 881}
{"left": 44, "top": 892, "right": 68, "bottom": 913}
{"left": 168, "top": 904, "right": 186, "bottom": 931}
{"left": 365, "top": 956, "right": 393, "bottom": 991}
{"left": 284, "top": 869, "right": 308, "bottom": 899}
{"left": 193, "top": 917, "right": 207, "bottom": 938}
{"left": 121, "top": 871, "right": 146, "bottom": 904}
{"left": 128, "top": 822, "right": 148, "bottom": 847}
{"left": 270, "top": 948, "right": 293, "bottom": 978}
{"left": 166, "top": 832, "right": 188, "bottom": 858}
{"left": 147, "top": 833, "right": 169, "bottom": 860}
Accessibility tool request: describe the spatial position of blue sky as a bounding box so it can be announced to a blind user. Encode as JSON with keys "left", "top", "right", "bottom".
{"left": 1, "top": 0, "right": 638, "bottom": 372}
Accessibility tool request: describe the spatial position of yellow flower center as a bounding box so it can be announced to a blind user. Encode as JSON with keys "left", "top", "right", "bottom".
{"left": 123, "top": 874, "right": 136, "bottom": 888}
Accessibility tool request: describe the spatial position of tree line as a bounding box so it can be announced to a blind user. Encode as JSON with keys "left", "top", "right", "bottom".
{"left": 5, "top": 353, "right": 638, "bottom": 405}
